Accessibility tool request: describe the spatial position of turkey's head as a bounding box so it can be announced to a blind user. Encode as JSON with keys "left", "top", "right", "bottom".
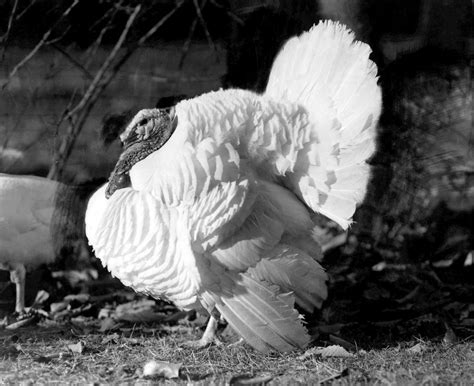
{"left": 105, "top": 107, "right": 177, "bottom": 198}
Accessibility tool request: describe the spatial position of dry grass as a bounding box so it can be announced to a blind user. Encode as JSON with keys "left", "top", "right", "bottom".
{"left": 1, "top": 322, "right": 473, "bottom": 385}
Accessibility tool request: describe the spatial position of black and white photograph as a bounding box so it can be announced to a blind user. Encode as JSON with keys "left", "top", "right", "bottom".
{"left": 0, "top": 0, "right": 472, "bottom": 383}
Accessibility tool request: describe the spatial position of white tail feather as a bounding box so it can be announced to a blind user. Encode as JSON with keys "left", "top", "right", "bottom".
{"left": 215, "top": 273, "right": 310, "bottom": 352}
{"left": 266, "top": 20, "right": 382, "bottom": 228}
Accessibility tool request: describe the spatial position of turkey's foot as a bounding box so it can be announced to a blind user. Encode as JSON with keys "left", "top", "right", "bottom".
{"left": 183, "top": 315, "right": 222, "bottom": 349}
{"left": 183, "top": 335, "right": 223, "bottom": 349}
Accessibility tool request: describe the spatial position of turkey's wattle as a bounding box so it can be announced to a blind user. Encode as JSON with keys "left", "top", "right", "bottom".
{"left": 86, "top": 21, "right": 382, "bottom": 353}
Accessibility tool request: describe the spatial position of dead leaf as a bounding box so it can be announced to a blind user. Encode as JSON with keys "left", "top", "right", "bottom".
{"left": 229, "top": 373, "right": 273, "bottom": 385}
{"left": 125, "top": 337, "right": 142, "bottom": 346}
{"left": 432, "top": 259, "right": 454, "bottom": 268}
{"left": 50, "top": 301, "right": 69, "bottom": 314}
{"left": 52, "top": 270, "right": 98, "bottom": 286}
{"left": 464, "top": 251, "right": 473, "bottom": 266}
{"left": 101, "top": 333, "right": 120, "bottom": 344}
{"left": 31, "top": 290, "right": 50, "bottom": 307}
{"left": 100, "top": 317, "right": 120, "bottom": 332}
{"left": 372, "top": 262, "right": 387, "bottom": 271}
{"left": 372, "top": 262, "right": 407, "bottom": 271}
{"left": 68, "top": 342, "right": 84, "bottom": 354}
{"left": 316, "top": 345, "right": 355, "bottom": 357}
{"left": 0, "top": 316, "right": 8, "bottom": 328}
{"left": 407, "top": 342, "right": 426, "bottom": 354}
{"left": 142, "top": 360, "right": 181, "bottom": 379}
{"left": 64, "top": 294, "right": 91, "bottom": 303}
{"left": 299, "top": 345, "right": 355, "bottom": 359}
{"left": 115, "top": 300, "right": 165, "bottom": 323}
{"left": 5, "top": 314, "right": 39, "bottom": 330}
{"left": 443, "top": 324, "right": 458, "bottom": 344}
{"left": 98, "top": 307, "right": 114, "bottom": 319}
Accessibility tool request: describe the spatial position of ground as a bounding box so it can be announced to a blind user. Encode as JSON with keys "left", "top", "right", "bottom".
{"left": 1, "top": 322, "right": 473, "bottom": 384}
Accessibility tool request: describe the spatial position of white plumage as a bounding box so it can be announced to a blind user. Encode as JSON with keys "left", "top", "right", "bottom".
{"left": 0, "top": 173, "right": 92, "bottom": 313}
{"left": 0, "top": 174, "right": 60, "bottom": 313}
{"left": 86, "top": 21, "right": 382, "bottom": 352}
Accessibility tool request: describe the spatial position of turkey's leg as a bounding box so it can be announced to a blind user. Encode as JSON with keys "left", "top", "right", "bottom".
{"left": 10, "top": 264, "right": 26, "bottom": 314}
{"left": 200, "top": 315, "right": 219, "bottom": 344}
{"left": 184, "top": 315, "right": 220, "bottom": 349}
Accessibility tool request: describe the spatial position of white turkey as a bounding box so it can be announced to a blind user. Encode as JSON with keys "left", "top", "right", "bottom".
{"left": 0, "top": 173, "right": 92, "bottom": 314}
{"left": 86, "top": 21, "right": 382, "bottom": 352}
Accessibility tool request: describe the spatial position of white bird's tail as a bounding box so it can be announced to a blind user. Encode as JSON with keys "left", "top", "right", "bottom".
{"left": 215, "top": 273, "right": 310, "bottom": 352}
{"left": 265, "top": 21, "right": 382, "bottom": 229}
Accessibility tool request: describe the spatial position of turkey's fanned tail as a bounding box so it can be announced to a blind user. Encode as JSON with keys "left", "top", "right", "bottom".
{"left": 265, "top": 20, "right": 382, "bottom": 229}
{"left": 215, "top": 273, "right": 310, "bottom": 353}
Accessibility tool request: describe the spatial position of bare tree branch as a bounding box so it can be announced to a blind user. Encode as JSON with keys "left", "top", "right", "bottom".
{"left": 87, "top": 0, "right": 187, "bottom": 97}
{"left": 48, "top": 4, "right": 142, "bottom": 180}
{"left": 1, "top": 0, "right": 19, "bottom": 60}
{"left": 48, "top": 0, "right": 186, "bottom": 180}
{"left": 51, "top": 43, "right": 93, "bottom": 80}
{"left": 1, "top": 0, "right": 80, "bottom": 90}
{"left": 137, "top": 0, "right": 186, "bottom": 45}
{"left": 192, "top": 0, "right": 219, "bottom": 59}
{"left": 84, "top": 5, "right": 120, "bottom": 69}
{"left": 179, "top": 13, "right": 200, "bottom": 69}
{"left": 16, "top": 0, "right": 38, "bottom": 20}
{"left": 61, "top": 5, "right": 142, "bottom": 123}
{"left": 209, "top": 0, "right": 244, "bottom": 25}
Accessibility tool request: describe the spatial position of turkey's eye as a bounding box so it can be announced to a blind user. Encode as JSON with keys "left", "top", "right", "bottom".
{"left": 138, "top": 118, "right": 148, "bottom": 126}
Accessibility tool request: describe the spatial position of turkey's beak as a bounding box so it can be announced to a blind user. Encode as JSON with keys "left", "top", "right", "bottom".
{"left": 105, "top": 108, "right": 178, "bottom": 198}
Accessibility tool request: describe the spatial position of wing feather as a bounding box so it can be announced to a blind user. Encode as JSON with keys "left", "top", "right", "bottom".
{"left": 86, "top": 186, "right": 201, "bottom": 309}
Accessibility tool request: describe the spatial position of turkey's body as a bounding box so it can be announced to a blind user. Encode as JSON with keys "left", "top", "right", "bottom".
{"left": 86, "top": 21, "right": 382, "bottom": 352}
{"left": 0, "top": 174, "right": 59, "bottom": 313}
{"left": 1, "top": 173, "right": 95, "bottom": 313}
{"left": 0, "top": 174, "right": 58, "bottom": 269}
